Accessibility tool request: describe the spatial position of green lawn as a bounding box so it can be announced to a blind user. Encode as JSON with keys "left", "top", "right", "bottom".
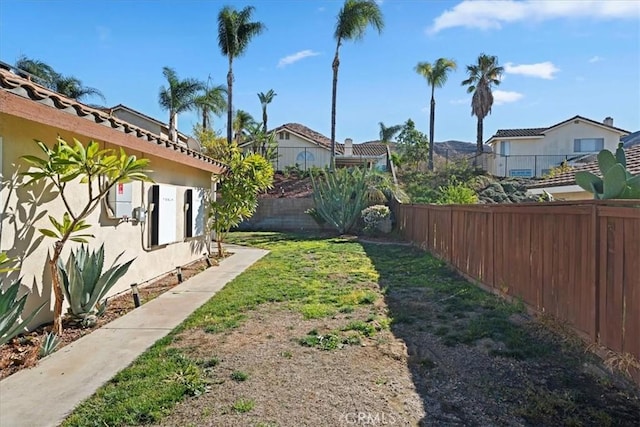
{"left": 62, "top": 232, "right": 639, "bottom": 426}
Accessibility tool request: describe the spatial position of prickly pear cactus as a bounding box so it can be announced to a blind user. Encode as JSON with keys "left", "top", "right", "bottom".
{"left": 575, "top": 143, "right": 640, "bottom": 199}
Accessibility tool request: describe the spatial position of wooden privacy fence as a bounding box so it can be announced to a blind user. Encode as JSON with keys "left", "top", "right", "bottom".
{"left": 394, "top": 200, "right": 640, "bottom": 382}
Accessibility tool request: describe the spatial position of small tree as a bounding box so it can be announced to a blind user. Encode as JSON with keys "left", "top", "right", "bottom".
{"left": 397, "top": 119, "right": 429, "bottom": 170}
{"left": 21, "top": 137, "right": 152, "bottom": 334}
{"left": 208, "top": 147, "right": 273, "bottom": 256}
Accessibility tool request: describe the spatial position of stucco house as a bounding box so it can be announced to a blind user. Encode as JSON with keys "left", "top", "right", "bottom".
{"left": 527, "top": 144, "right": 640, "bottom": 200}
{"left": 485, "top": 115, "right": 630, "bottom": 178}
{"left": 0, "top": 66, "right": 227, "bottom": 327}
{"left": 242, "top": 123, "right": 390, "bottom": 172}
{"left": 105, "top": 104, "right": 203, "bottom": 152}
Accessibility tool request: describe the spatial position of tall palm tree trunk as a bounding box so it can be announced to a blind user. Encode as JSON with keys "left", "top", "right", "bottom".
{"left": 226, "top": 58, "right": 233, "bottom": 145}
{"left": 169, "top": 111, "right": 178, "bottom": 142}
{"left": 202, "top": 108, "right": 209, "bottom": 130}
{"left": 330, "top": 47, "right": 340, "bottom": 171}
{"left": 475, "top": 116, "right": 484, "bottom": 167}
{"left": 262, "top": 107, "right": 268, "bottom": 133}
{"left": 428, "top": 85, "right": 436, "bottom": 171}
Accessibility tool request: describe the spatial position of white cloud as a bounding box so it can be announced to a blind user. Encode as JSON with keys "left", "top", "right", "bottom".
{"left": 317, "top": 6, "right": 325, "bottom": 12}
{"left": 493, "top": 90, "right": 524, "bottom": 105}
{"left": 504, "top": 61, "right": 559, "bottom": 79}
{"left": 428, "top": 0, "right": 640, "bottom": 34}
{"left": 278, "top": 50, "right": 320, "bottom": 68}
{"left": 588, "top": 55, "right": 604, "bottom": 63}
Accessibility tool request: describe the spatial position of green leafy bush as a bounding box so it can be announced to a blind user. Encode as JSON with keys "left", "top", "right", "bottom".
{"left": 436, "top": 181, "right": 478, "bottom": 205}
{"left": 361, "top": 205, "right": 391, "bottom": 234}
{"left": 58, "top": 244, "right": 135, "bottom": 327}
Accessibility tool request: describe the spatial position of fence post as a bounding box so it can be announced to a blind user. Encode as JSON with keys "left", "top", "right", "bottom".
{"left": 534, "top": 156, "right": 538, "bottom": 177}
{"left": 591, "top": 203, "right": 600, "bottom": 344}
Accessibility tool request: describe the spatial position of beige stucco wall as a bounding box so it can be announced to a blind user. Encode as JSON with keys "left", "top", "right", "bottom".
{"left": 111, "top": 109, "right": 166, "bottom": 139}
{"left": 271, "top": 133, "right": 331, "bottom": 171}
{"left": 0, "top": 114, "right": 213, "bottom": 328}
{"left": 489, "top": 120, "right": 623, "bottom": 177}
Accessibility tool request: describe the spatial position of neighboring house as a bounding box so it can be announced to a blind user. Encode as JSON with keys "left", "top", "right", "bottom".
{"left": 622, "top": 130, "right": 640, "bottom": 148}
{"left": 241, "top": 123, "right": 390, "bottom": 172}
{"left": 106, "top": 104, "right": 203, "bottom": 152}
{"left": 0, "top": 67, "right": 227, "bottom": 328}
{"left": 485, "top": 115, "right": 630, "bottom": 178}
{"left": 527, "top": 144, "right": 640, "bottom": 200}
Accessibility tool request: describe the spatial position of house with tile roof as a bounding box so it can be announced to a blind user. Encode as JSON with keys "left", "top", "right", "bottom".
{"left": 527, "top": 144, "right": 640, "bottom": 200}
{"left": 485, "top": 115, "right": 630, "bottom": 178}
{"left": 242, "top": 122, "right": 391, "bottom": 172}
{"left": 0, "top": 65, "right": 227, "bottom": 328}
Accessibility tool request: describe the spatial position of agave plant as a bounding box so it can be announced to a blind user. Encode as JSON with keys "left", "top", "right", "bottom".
{"left": 39, "top": 331, "right": 61, "bottom": 357}
{"left": 0, "top": 280, "right": 47, "bottom": 346}
{"left": 310, "top": 167, "right": 368, "bottom": 234}
{"left": 58, "top": 244, "right": 135, "bottom": 327}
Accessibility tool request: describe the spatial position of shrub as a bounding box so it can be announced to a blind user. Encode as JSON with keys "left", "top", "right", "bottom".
{"left": 361, "top": 205, "right": 391, "bottom": 234}
{"left": 436, "top": 181, "right": 478, "bottom": 205}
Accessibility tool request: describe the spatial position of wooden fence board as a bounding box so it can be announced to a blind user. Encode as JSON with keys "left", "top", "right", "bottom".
{"left": 393, "top": 201, "right": 639, "bottom": 384}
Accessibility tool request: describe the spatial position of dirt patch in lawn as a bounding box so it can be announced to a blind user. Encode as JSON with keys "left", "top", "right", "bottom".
{"left": 156, "top": 297, "right": 640, "bottom": 427}
{"left": 0, "top": 256, "right": 218, "bottom": 380}
{"left": 162, "top": 304, "right": 425, "bottom": 427}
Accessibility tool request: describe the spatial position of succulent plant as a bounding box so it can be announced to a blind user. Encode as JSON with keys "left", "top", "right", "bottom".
{"left": 575, "top": 143, "right": 640, "bottom": 200}
{"left": 58, "top": 244, "right": 134, "bottom": 326}
{"left": 310, "top": 167, "right": 368, "bottom": 234}
{"left": 0, "top": 280, "right": 47, "bottom": 346}
{"left": 39, "top": 331, "right": 61, "bottom": 357}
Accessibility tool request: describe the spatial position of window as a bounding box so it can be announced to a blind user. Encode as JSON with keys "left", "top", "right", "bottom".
{"left": 509, "top": 169, "right": 533, "bottom": 177}
{"left": 279, "top": 131, "right": 290, "bottom": 140}
{"left": 499, "top": 141, "right": 510, "bottom": 156}
{"left": 296, "top": 151, "right": 315, "bottom": 162}
{"left": 574, "top": 138, "right": 604, "bottom": 152}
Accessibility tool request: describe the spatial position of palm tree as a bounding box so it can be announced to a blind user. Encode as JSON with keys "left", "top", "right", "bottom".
{"left": 415, "top": 58, "right": 457, "bottom": 170}
{"left": 378, "top": 122, "right": 402, "bottom": 144}
{"left": 195, "top": 82, "right": 227, "bottom": 130}
{"left": 331, "top": 0, "right": 384, "bottom": 169}
{"left": 15, "top": 55, "right": 57, "bottom": 86}
{"left": 461, "top": 54, "right": 504, "bottom": 157}
{"left": 217, "top": 6, "right": 266, "bottom": 145}
{"left": 233, "top": 109, "right": 256, "bottom": 144}
{"left": 257, "top": 89, "right": 277, "bottom": 132}
{"left": 15, "top": 55, "right": 105, "bottom": 103}
{"left": 158, "top": 66, "right": 205, "bottom": 142}
{"left": 52, "top": 75, "right": 106, "bottom": 103}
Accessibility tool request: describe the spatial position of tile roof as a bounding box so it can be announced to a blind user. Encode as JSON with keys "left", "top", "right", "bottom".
{"left": 339, "top": 142, "right": 388, "bottom": 157}
{"left": 528, "top": 144, "right": 640, "bottom": 188}
{"left": 271, "top": 124, "right": 390, "bottom": 158}
{"left": 274, "top": 123, "right": 335, "bottom": 151}
{"left": 494, "top": 128, "right": 547, "bottom": 138}
{"left": 0, "top": 67, "right": 227, "bottom": 173}
{"left": 490, "top": 115, "right": 630, "bottom": 141}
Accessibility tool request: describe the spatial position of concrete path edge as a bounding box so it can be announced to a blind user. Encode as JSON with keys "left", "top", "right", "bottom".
{"left": 0, "top": 245, "right": 269, "bottom": 427}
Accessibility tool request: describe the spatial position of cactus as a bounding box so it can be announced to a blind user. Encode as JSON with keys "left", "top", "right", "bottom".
{"left": 575, "top": 143, "right": 640, "bottom": 199}
{"left": 309, "top": 167, "right": 368, "bottom": 234}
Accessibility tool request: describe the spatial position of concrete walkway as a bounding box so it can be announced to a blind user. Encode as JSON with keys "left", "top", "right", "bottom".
{"left": 0, "top": 245, "right": 268, "bottom": 427}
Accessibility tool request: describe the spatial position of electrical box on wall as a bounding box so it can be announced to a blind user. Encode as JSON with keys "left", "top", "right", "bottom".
{"left": 151, "top": 184, "right": 177, "bottom": 246}
{"left": 107, "top": 182, "right": 133, "bottom": 218}
{"left": 185, "top": 188, "right": 205, "bottom": 238}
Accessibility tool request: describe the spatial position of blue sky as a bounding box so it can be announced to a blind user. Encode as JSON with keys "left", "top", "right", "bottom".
{"left": 1, "top": 0, "right": 638, "bottom": 144}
